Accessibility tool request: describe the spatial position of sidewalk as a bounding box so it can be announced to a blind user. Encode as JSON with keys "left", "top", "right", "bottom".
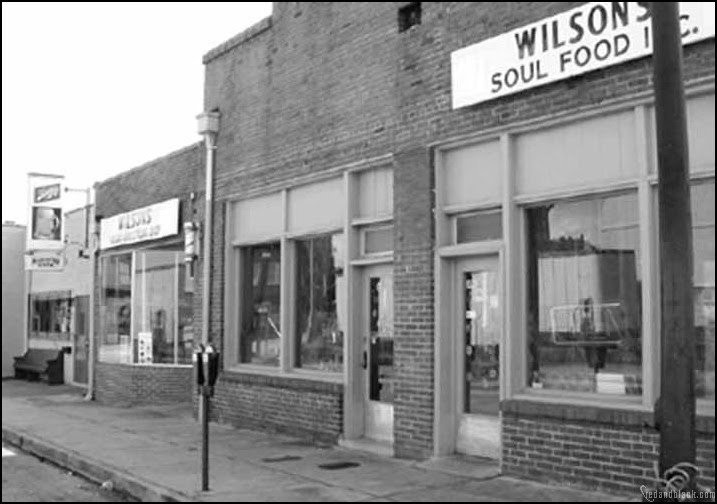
{"left": 2, "top": 380, "right": 632, "bottom": 502}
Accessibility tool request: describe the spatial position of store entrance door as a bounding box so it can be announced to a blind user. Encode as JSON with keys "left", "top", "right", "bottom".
{"left": 454, "top": 255, "right": 501, "bottom": 459}
{"left": 73, "top": 296, "right": 89, "bottom": 385}
{"left": 362, "top": 264, "right": 394, "bottom": 444}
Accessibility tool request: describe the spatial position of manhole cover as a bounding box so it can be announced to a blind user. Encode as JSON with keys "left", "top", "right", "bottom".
{"left": 261, "top": 455, "right": 303, "bottom": 463}
{"left": 317, "top": 461, "right": 360, "bottom": 470}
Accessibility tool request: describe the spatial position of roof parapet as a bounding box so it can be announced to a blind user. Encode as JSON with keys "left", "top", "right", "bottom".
{"left": 202, "top": 16, "right": 273, "bottom": 64}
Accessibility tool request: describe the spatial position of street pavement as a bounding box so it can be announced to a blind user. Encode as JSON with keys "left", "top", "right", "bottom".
{"left": 2, "top": 443, "right": 129, "bottom": 502}
{"left": 1, "top": 380, "right": 635, "bottom": 502}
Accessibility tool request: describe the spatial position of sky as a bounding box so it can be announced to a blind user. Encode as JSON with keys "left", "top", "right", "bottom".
{"left": 2, "top": 2, "right": 273, "bottom": 225}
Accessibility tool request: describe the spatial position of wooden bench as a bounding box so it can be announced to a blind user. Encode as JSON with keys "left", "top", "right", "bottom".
{"left": 13, "top": 349, "right": 64, "bottom": 385}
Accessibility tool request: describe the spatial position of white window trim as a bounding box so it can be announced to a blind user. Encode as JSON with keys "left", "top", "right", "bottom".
{"left": 433, "top": 87, "right": 716, "bottom": 446}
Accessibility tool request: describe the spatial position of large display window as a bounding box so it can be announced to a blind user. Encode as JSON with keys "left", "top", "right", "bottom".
{"left": 99, "top": 249, "right": 194, "bottom": 365}
{"left": 526, "top": 192, "right": 642, "bottom": 396}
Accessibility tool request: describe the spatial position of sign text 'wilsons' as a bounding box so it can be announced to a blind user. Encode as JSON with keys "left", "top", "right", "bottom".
{"left": 451, "top": 2, "right": 716, "bottom": 109}
{"left": 99, "top": 198, "right": 179, "bottom": 250}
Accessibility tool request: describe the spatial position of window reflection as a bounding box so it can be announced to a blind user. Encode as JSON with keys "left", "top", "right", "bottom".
{"left": 240, "top": 243, "right": 281, "bottom": 366}
{"left": 526, "top": 193, "right": 642, "bottom": 395}
{"left": 692, "top": 181, "right": 715, "bottom": 400}
{"left": 295, "top": 234, "right": 345, "bottom": 372}
{"left": 99, "top": 254, "right": 133, "bottom": 364}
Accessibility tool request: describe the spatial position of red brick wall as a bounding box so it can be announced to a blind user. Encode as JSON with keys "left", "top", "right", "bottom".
{"left": 94, "top": 362, "right": 193, "bottom": 405}
{"left": 202, "top": 0, "right": 715, "bottom": 473}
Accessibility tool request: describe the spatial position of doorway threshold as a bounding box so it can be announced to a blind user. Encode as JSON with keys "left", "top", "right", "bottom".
{"left": 414, "top": 453, "right": 500, "bottom": 481}
{"left": 338, "top": 437, "right": 394, "bottom": 458}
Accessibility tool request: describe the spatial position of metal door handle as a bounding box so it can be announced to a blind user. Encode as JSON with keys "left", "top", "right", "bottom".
{"left": 361, "top": 350, "right": 367, "bottom": 369}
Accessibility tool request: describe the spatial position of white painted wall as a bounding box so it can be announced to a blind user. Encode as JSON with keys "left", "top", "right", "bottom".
{"left": 2, "top": 224, "right": 27, "bottom": 377}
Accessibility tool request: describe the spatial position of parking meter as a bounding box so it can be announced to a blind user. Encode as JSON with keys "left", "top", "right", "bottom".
{"left": 192, "top": 344, "right": 205, "bottom": 394}
{"left": 201, "top": 343, "right": 220, "bottom": 397}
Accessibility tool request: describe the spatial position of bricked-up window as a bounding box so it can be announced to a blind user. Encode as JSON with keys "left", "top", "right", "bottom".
{"left": 526, "top": 192, "right": 642, "bottom": 396}
{"left": 398, "top": 2, "right": 421, "bottom": 32}
{"left": 240, "top": 243, "right": 281, "bottom": 366}
{"left": 691, "top": 180, "right": 715, "bottom": 401}
{"left": 99, "top": 253, "right": 133, "bottom": 364}
{"left": 295, "top": 233, "right": 345, "bottom": 372}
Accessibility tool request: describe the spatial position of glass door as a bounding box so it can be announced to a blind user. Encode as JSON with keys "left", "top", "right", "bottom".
{"left": 363, "top": 264, "right": 394, "bottom": 443}
{"left": 455, "top": 255, "right": 501, "bottom": 459}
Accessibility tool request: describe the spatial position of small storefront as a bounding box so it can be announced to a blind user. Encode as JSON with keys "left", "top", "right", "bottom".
{"left": 28, "top": 206, "right": 93, "bottom": 385}
{"left": 93, "top": 143, "right": 204, "bottom": 404}
{"left": 98, "top": 198, "right": 194, "bottom": 367}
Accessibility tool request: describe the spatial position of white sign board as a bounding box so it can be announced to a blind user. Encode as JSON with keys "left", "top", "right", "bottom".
{"left": 451, "top": 2, "right": 716, "bottom": 109}
{"left": 25, "top": 250, "right": 66, "bottom": 271}
{"left": 100, "top": 198, "right": 179, "bottom": 250}
{"left": 27, "top": 173, "right": 65, "bottom": 251}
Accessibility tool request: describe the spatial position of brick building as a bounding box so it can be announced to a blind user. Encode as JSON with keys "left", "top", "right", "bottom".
{"left": 93, "top": 143, "right": 205, "bottom": 405}
{"left": 197, "top": 2, "right": 715, "bottom": 493}
{"left": 89, "top": 2, "right": 715, "bottom": 494}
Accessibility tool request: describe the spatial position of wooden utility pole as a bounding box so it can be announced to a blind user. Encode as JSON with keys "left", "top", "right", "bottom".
{"left": 651, "top": 2, "right": 696, "bottom": 478}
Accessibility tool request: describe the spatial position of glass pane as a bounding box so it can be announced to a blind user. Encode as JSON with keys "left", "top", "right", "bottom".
{"left": 295, "top": 234, "right": 345, "bottom": 372}
{"left": 456, "top": 211, "right": 502, "bottom": 244}
{"left": 240, "top": 243, "right": 281, "bottom": 366}
{"left": 692, "top": 181, "right": 715, "bottom": 400}
{"left": 464, "top": 269, "right": 500, "bottom": 415}
{"left": 99, "top": 254, "right": 133, "bottom": 363}
{"left": 177, "top": 262, "right": 194, "bottom": 365}
{"left": 364, "top": 227, "right": 393, "bottom": 255}
{"left": 526, "top": 193, "right": 642, "bottom": 396}
{"left": 133, "top": 251, "right": 177, "bottom": 365}
{"left": 369, "top": 274, "right": 394, "bottom": 403}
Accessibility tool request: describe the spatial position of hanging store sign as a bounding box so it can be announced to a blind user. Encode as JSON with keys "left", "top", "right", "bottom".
{"left": 27, "top": 173, "right": 65, "bottom": 251}
{"left": 100, "top": 198, "right": 179, "bottom": 250}
{"left": 24, "top": 250, "right": 66, "bottom": 271}
{"left": 451, "top": 2, "right": 716, "bottom": 109}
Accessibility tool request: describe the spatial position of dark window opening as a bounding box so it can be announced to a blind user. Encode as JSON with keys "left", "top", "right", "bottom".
{"left": 398, "top": 2, "right": 421, "bottom": 32}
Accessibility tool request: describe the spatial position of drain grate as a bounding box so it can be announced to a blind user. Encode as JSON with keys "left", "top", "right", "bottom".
{"left": 261, "top": 455, "right": 303, "bottom": 463}
{"left": 317, "top": 461, "right": 361, "bottom": 470}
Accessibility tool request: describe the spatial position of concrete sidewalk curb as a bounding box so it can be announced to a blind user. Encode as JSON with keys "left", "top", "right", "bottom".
{"left": 2, "top": 425, "right": 193, "bottom": 502}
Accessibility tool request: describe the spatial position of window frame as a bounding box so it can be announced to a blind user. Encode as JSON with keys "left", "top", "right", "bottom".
{"left": 452, "top": 207, "right": 503, "bottom": 245}
{"left": 360, "top": 224, "right": 394, "bottom": 257}
{"left": 225, "top": 166, "right": 394, "bottom": 384}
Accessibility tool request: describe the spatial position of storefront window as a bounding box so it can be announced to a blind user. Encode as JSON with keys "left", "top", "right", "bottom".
{"left": 526, "top": 192, "right": 642, "bottom": 396}
{"left": 31, "top": 297, "right": 72, "bottom": 335}
{"left": 240, "top": 243, "right": 281, "bottom": 366}
{"left": 99, "top": 250, "right": 194, "bottom": 365}
{"left": 295, "top": 234, "right": 345, "bottom": 372}
{"left": 692, "top": 180, "right": 715, "bottom": 401}
{"left": 99, "top": 254, "right": 133, "bottom": 363}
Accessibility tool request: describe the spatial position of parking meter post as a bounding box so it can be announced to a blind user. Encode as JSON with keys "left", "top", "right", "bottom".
{"left": 201, "top": 384, "right": 209, "bottom": 492}
{"left": 201, "top": 350, "right": 210, "bottom": 492}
